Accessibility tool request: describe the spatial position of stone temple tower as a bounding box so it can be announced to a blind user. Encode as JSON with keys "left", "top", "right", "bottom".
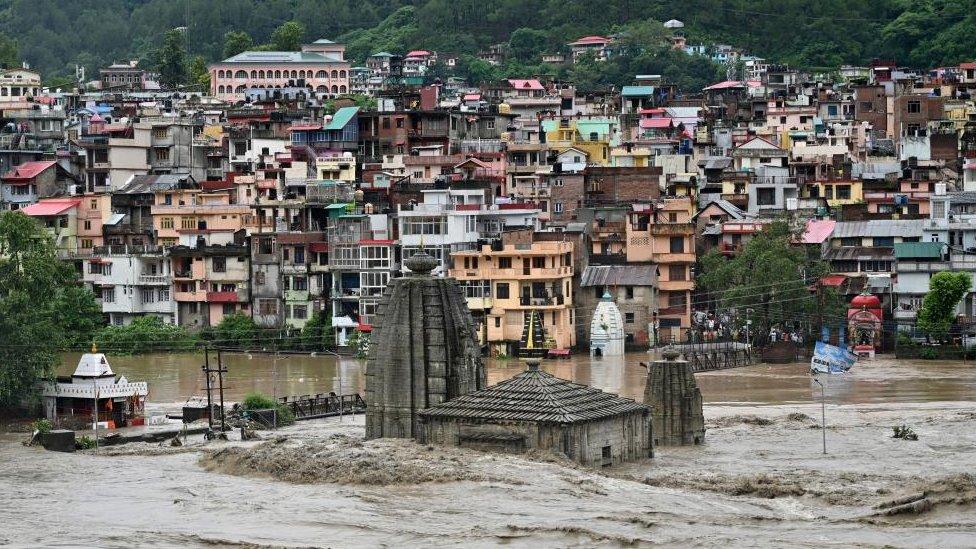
{"left": 365, "top": 250, "right": 486, "bottom": 439}
{"left": 590, "top": 291, "right": 625, "bottom": 357}
{"left": 643, "top": 346, "right": 705, "bottom": 445}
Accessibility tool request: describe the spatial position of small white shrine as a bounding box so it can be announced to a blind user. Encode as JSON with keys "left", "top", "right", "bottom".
{"left": 590, "top": 292, "right": 625, "bottom": 357}
{"left": 41, "top": 348, "right": 148, "bottom": 429}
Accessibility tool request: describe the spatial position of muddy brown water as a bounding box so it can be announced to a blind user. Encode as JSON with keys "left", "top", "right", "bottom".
{"left": 59, "top": 351, "right": 976, "bottom": 410}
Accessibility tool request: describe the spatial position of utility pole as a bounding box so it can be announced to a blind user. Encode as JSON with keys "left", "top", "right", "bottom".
{"left": 203, "top": 346, "right": 212, "bottom": 433}
{"left": 812, "top": 376, "right": 827, "bottom": 454}
{"left": 217, "top": 348, "right": 226, "bottom": 432}
{"left": 202, "top": 345, "right": 228, "bottom": 436}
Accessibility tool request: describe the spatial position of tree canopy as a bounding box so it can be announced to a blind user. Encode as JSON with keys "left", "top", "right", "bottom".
{"left": 1, "top": 0, "right": 972, "bottom": 84}
{"left": 917, "top": 271, "right": 972, "bottom": 342}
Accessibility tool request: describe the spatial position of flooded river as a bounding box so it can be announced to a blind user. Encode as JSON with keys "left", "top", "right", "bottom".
{"left": 4, "top": 353, "right": 974, "bottom": 547}
{"left": 60, "top": 350, "right": 976, "bottom": 410}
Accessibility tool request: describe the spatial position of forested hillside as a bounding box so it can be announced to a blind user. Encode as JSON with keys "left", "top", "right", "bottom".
{"left": 1, "top": 0, "right": 973, "bottom": 84}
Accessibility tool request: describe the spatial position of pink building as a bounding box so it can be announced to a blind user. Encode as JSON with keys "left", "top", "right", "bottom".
{"left": 210, "top": 39, "right": 350, "bottom": 101}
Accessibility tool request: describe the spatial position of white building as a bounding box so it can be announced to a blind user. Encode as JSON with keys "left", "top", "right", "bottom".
{"left": 84, "top": 245, "right": 176, "bottom": 325}
{"left": 396, "top": 188, "right": 541, "bottom": 276}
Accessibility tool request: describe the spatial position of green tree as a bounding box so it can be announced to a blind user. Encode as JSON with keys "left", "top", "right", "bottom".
{"left": 917, "top": 271, "right": 972, "bottom": 343}
{"left": 188, "top": 55, "right": 210, "bottom": 88}
{"left": 301, "top": 311, "right": 334, "bottom": 351}
{"left": 223, "top": 30, "right": 253, "bottom": 58}
{"left": 508, "top": 28, "right": 547, "bottom": 62}
{"left": 52, "top": 286, "right": 104, "bottom": 349}
{"left": 214, "top": 313, "right": 258, "bottom": 348}
{"left": 697, "top": 220, "right": 834, "bottom": 345}
{"left": 270, "top": 21, "right": 305, "bottom": 51}
{"left": 0, "top": 211, "right": 79, "bottom": 407}
{"left": 94, "top": 316, "right": 196, "bottom": 354}
{"left": 156, "top": 28, "right": 187, "bottom": 89}
{"left": 0, "top": 33, "right": 18, "bottom": 69}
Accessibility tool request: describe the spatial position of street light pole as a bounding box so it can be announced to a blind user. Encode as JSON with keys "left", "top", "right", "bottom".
{"left": 812, "top": 376, "right": 827, "bottom": 454}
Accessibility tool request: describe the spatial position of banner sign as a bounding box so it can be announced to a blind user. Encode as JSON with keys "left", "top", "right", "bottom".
{"left": 811, "top": 341, "right": 856, "bottom": 374}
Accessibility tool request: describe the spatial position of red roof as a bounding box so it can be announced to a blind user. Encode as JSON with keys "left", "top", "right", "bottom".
{"left": 406, "top": 50, "right": 431, "bottom": 58}
{"left": 569, "top": 35, "right": 610, "bottom": 46}
{"left": 21, "top": 198, "right": 81, "bottom": 216}
{"left": 960, "top": 62, "right": 976, "bottom": 70}
{"left": 289, "top": 124, "right": 322, "bottom": 131}
{"left": 638, "top": 108, "right": 667, "bottom": 115}
{"left": 507, "top": 79, "right": 543, "bottom": 90}
{"left": 2, "top": 160, "right": 56, "bottom": 182}
{"left": 819, "top": 275, "right": 847, "bottom": 287}
{"left": 640, "top": 117, "right": 673, "bottom": 129}
{"left": 462, "top": 93, "right": 481, "bottom": 101}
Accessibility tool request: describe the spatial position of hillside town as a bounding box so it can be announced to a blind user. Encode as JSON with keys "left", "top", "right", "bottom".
{"left": 4, "top": 28, "right": 973, "bottom": 356}
{"left": 4, "top": 13, "right": 976, "bottom": 546}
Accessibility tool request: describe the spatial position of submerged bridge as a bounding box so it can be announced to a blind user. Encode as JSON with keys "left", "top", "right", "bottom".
{"left": 664, "top": 341, "right": 755, "bottom": 372}
{"left": 277, "top": 392, "right": 367, "bottom": 421}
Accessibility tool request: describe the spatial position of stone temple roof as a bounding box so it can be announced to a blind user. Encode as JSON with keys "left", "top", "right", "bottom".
{"left": 419, "top": 367, "right": 647, "bottom": 423}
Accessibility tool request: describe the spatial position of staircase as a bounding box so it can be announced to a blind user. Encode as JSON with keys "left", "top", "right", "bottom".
{"left": 518, "top": 310, "right": 548, "bottom": 358}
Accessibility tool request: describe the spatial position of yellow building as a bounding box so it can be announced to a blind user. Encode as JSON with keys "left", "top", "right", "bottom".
{"left": 450, "top": 239, "right": 576, "bottom": 353}
{"left": 801, "top": 180, "right": 863, "bottom": 208}
{"left": 543, "top": 118, "right": 614, "bottom": 166}
{"left": 315, "top": 152, "right": 357, "bottom": 182}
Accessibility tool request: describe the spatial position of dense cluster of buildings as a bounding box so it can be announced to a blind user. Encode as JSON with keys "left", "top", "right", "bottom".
{"left": 3, "top": 30, "right": 976, "bottom": 353}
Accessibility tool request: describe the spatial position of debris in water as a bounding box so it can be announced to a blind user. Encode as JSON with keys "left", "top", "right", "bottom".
{"left": 892, "top": 424, "right": 918, "bottom": 441}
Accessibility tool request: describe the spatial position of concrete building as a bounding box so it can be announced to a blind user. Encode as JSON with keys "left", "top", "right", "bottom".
{"left": 0, "top": 69, "right": 40, "bottom": 101}
{"left": 578, "top": 265, "right": 659, "bottom": 348}
{"left": 418, "top": 360, "right": 652, "bottom": 466}
{"left": 21, "top": 198, "right": 81, "bottom": 257}
{"left": 210, "top": 40, "right": 350, "bottom": 101}
{"left": 450, "top": 236, "right": 576, "bottom": 353}
{"left": 86, "top": 244, "right": 176, "bottom": 326}
{"left": 365, "top": 251, "right": 486, "bottom": 439}
{"left": 170, "top": 236, "right": 251, "bottom": 329}
{"left": 0, "top": 160, "right": 65, "bottom": 211}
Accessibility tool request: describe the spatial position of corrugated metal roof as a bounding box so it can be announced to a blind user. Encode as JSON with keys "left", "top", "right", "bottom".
{"left": 580, "top": 265, "right": 657, "bottom": 287}
{"left": 418, "top": 368, "right": 648, "bottom": 423}
{"left": 824, "top": 246, "right": 894, "bottom": 261}
{"left": 324, "top": 106, "right": 360, "bottom": 130}
{"left": 621, "top": 86, "right": 654, "bottom": 96}
{"left": 894, "top": 242, "right": 943, "bottom": 259}
{"left": 118, "top": 173, "right": 196, "bottom": 194}
{"left": 222, "top": 51, "right": 343, "bottom": 64}
{"left": 830, "top": 219, "right": 926, "bottom": 239}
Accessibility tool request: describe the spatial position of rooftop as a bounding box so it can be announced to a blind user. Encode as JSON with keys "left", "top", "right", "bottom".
{"left": 1, "top": 160, "right": 55, "bottom": 182}
{"left": 419, "top": 367, "right": 647, "bottom": 423}
{"left": 220, "top": 51, "right": 344, "bottom": 64}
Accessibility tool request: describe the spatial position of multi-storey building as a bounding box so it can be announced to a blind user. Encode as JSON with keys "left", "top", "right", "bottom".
{"left": 86, "top": 244, "right": 176, "bottom": 326}
{"left": 210, "top": 39, "right": 351, "bottom": 102}
{"left": 450, "top": 233, "right": 576, "bottom": 354}
{"left": 170, "top": 235, "right": 251, "bottom": 329}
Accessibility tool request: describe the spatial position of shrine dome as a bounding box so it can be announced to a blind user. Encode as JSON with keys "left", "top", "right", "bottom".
{"left": 850, "top": 292, "right": 881, "bottom": 309}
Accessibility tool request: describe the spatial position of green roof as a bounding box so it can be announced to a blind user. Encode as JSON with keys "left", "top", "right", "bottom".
{"left": 621, "top": 85, "right": 654, "bottom": 96}
{"left": 894, "top": 242, "right": 943, "bottom": 260}
{"left": 324, "top": 106, "right": 360, "bottom": 130}
{"left": 325, "top": 202, "right": 350, "bottom": 210}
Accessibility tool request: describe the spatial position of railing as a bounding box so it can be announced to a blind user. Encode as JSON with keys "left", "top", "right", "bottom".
{"left": 277, "top": 393, "right": 366, "bottom": 421}
{"left": 648, "top": 223, "right": 694, "bottom": 235}
{"left": 519, "top": 295, "right": 566, "bottom": 306}
{"left": 93, "top": 244, "right": 163, "bottom": 255}
{"left": 138, "top": 275, "right": 169, "bottom": 285}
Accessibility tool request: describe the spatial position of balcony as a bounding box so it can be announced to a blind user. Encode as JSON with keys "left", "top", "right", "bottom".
{"left": 647, "top": 223, "right": 694, "bottom": 236}
{"left": 653, "top": 252, "right": 696, "bottom": 263}
{"left": 138, "top": 275, "right": 169, "bottom": 285}
{"left": 207, "top": 290, "right": 243, "bottom": 303}
{"left": 658, "top": 279, "right": 694, "bottom": 292}
{"left": 518, "top": 295, "right": 567, "bottom": 307}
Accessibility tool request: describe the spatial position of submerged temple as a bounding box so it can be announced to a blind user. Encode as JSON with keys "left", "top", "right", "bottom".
{"left": 643, "top": 346, "right": 705, "bottom": 445}
{"left": 364, "top": 250, "right": 486, "bottom": 439}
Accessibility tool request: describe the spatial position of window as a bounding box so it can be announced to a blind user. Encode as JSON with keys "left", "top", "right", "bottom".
{"left": 498, "top": 257, "right": 512, "bottom": 269}
{"left": 836, "top": 185, "right": 851, "bottom": 200}
{"left": 395, "top": 118, "right": 403, "bottom": 128}
{"left": 840, "top": 237, "right": 860, "bottom": 247}
{"left": 141, "top": 288, "right": 156, "bottom": 303}
{"left": 625, "top": 312, "right": 634, "bottom": 324}
{"left": 494, "top": 317, "right": 501, "bottom": 328}
{"left": 907, "top": 100, "right": 921, "bottom": 114}
{"left": 152, "top": 127, "right": 169, "bottom": 139}
{"left": 292, "top": 276, "right": 308, "bottom": 291}
{"left": 154, "top": 147, "right": 170, "bottom": 161}
{"left": 669, "top": 236, "right": 684, "bottom": 253}
{"left": 362, "top": 246, "right": 390, "bottom": 269}
{"left": 255, "top": 271, "right": 266, "bottom": 285}
{"left": 625, "top": 287, "right": 634, "bottom": 299}
{"left": 873, "top": 237, "right": 894, "bottom": 247}
{"left": 667, "top": 292, "right": 686, "bottom": 308}
{"left": 292, "top": 305, "right": 308, "bottom": 320}
{"left": 81, "top": 239, "right": 94, "bottom": 249}
{"left": 159, "top": 287, "right": 170, "bottom": 302}
{"left": 669, "top": 265, "right": 686, "bottom": 281}
{"left": 402, "top": 216, "right": 447, "bottom": 235}
{"left": 213, "top": 257, "right": 226, "bottom": 272}
{"left": 161, "top": 217, "right": 174, "bottom": 229}
{"left": 181, "top": 217, "right": 197, "bottom": 230}
{"left": 554, "top": 202, "right": 564, "bottom": 214}
{"left": 496, "top": 282, "right": 510, "bottom": 299}
{"left": 756, "top": 188, "right": 776, "bottom": 206}
{"left": 102, "top": 288, "right": 115, "bottom": 303}
{"left": 258, "top": 299, "right": 278, "bottom": 316}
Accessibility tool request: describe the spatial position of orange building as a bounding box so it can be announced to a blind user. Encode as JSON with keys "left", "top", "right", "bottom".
{"left": 625, "top": 197, "right": 695, "bottom": 341}
{"left": 76, "top": 193, "right": 112, "bottom": 255}
{"left": 450, "top": 239, "right": 576, "bottom": 354}
{"left": 151, "top": 187, "right": 250, "bottom": 246}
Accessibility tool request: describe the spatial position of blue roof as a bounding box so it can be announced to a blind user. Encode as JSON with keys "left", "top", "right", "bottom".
{"left": 621, "top": 85, "right": 654, "bottom": 96}
{"left": 324, "top": 106, "right": 360, "bottom": 130}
